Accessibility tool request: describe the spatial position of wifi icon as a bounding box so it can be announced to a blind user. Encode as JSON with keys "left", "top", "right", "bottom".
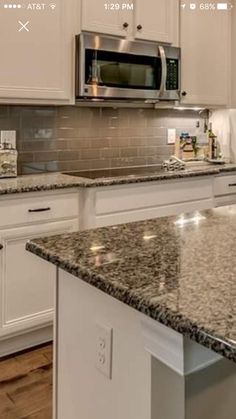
{"left": 50, "top": 3, "right": 56, "bottom": 10}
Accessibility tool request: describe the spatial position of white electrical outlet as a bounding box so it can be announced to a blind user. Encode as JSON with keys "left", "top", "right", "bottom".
{"left": 95, "top": 322, "right": 113, "bottom": 379}
{"left": 1, "top": 131, "right": 16, "bottom": 148}
{"left": 167, "top": 128, "right": 176, "bottom": 145}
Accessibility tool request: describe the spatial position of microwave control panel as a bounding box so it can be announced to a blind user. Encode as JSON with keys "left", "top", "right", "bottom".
{"left": 166, "top": 59, "right": 179, "bottom": 91}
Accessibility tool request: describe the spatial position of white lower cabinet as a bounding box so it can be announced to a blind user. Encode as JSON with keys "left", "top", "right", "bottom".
{"left": 0, "top": 191, "right": 79, "bottom": 357}
{"left": 80, "top": 174, "right": 236, "bottom": 231}
{"left": 214, "top": 174, "right": 236, "bottom": 206}
{"left": 79, "top": 177, "right": 215, "bottom": 229}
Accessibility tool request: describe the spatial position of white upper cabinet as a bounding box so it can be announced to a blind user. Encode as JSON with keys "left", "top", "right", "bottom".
{"left": 181, "top": 1, "right": 231, "bottom": 106}
{"left": 0, "top": 0, "right": 77, "bottom": 104}
{"left": 81, "top": 0, "right": 179, "bottom": 45}
{"left": 81, "top": 0, "right": 133, "bottom": 37}
{"left": 134, "top": 0, "right": 179, "bottom": 45}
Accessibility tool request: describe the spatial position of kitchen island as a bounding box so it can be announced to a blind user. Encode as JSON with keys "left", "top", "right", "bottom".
{"left": 27, "top": 206, "right": 236, "bottom": 419}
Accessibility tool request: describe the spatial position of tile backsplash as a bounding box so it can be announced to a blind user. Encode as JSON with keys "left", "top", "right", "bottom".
{"left": 0, "top": 106, "right": 208, "bottom": 174}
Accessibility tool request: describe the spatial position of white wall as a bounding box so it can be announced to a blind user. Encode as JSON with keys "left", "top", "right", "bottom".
{"left": 229, "top": 110, "right": 236, "bottom": 162}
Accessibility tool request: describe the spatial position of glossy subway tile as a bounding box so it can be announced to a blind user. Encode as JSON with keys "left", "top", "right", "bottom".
{"left": 0, "top": 105, "right": 208, "bottom": 174}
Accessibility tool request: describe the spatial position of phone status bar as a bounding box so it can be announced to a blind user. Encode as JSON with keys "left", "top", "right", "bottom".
{"left": 181, "top": 2, "right": 233, "bottom": 10}
{"left": 2, "top": 3, "right": 57, "bottom": 10}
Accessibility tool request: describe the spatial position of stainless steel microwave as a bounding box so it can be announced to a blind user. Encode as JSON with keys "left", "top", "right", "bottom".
{"left": 75, "top": 33, "right": 181, "bottom": 101}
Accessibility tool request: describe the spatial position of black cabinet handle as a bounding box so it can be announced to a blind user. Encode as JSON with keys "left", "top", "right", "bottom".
{"left": 137, "top": 24, "right": 142, "bottom": 30}
{"left": 181, "top": 91, "right": 187, "bottom": 97}
{"left": 228, "top": 184, "right": 236, "bottom": 187}
{"left": 28, "top": 207, "right": 51, "bottom": 213}
{"left": 123, "top": 22, "right": 129, "bottom": 29}
{"left": 0, "top": 244, "right": 3, "bottom": 250}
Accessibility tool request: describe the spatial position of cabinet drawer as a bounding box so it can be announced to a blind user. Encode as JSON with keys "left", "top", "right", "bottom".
{"left": 214, "top": 175, "right": 236, "bottom": 196}
{"left": 95, "top": 178, "right": 213, "bottom": 215}
{"left": 0, "top": 192, "right": 79, "bottom": 228}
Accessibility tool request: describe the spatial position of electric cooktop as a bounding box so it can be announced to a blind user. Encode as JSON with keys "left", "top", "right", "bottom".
{"left": 64, "top": 166, "right": 168, "bottom": 180}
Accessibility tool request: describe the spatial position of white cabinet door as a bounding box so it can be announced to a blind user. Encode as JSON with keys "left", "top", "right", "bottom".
{"left": 81, "top": 0, "right": 179, "bottom": 43}
{"left": 81, "top": 0, "right": 133, "bottom": 37}
{"left": 79, "top": 178, "right": 214, "bottom": 229}
{"left": 134, "top": 0, "right": 179, "bottom": 45}
{"left": 0, "top": 219, "right": 78, "bottom": 339}
{"left": 0, "top": 0, "right": 77, "bottom": 104}
{"left": 181, "top": 1, "right": 230, "bottom": 106}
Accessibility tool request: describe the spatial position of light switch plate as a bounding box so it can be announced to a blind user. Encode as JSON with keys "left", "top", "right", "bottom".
{"left": 167, "top": 128, "right": 176, "bottom": 145}
{"left": 1, "top": 131, "right": 16, "bottom": 148}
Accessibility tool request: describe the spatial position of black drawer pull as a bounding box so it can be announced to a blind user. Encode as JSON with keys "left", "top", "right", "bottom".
{"left": 28, "top": 207, "right": 51, "bottom": 213}
{"left": 228, "top": 184, "right": 236, "bottom": 187}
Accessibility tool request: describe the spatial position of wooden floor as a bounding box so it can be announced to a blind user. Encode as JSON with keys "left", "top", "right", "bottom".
{"left": 0, "top": 344, "right": 53, "bottom": 419}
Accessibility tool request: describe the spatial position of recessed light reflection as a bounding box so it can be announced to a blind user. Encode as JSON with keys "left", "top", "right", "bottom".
{"left": 174, "top": 212, "right": 206, "bottom": 227}
{"left": 90, "top": 245, "right": 105, "bottom": 252}
{"left": 93, "top": 252, "right": 118, "bottom": 267}
{"left": 143, "top": 234, "right": 157, "bottom": 241}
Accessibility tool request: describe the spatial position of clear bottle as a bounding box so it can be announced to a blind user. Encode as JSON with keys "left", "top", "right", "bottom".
{"left": 195, "top": 120, "right": 208, "bottom": 159}
{"left": 208, "top": 123, "right": 217, "bottom": 160}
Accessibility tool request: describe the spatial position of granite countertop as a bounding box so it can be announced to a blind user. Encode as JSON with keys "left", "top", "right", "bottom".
{"left": 27, "top": 206, "right": 236, "bottom": 363}
{"left": 0, "top": 173, "right": 93, "bottom": 195}
{"left": 83, "top": 163, "right": 236, "bottom": 187}
{"left": 0, "top": 164, "right": 236, "bottom": 195}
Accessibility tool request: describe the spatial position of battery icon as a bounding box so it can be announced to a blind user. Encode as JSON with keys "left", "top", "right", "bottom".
{"left": 217, "top": 3, "right": 228, "bottom": 9}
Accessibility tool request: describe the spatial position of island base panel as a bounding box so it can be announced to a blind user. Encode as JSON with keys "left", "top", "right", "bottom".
{"left": 56, "top": 269, "right": 151, "bottom": 419}
{"left": 55, "top": 269, "right": 236, "bottom": 419}
{"left": 152, "top": 357, "right": 236, "bottom": 419}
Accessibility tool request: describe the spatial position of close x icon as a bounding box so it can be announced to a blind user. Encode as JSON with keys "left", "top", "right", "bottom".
{"left": 18, "top": 20, "right": 30, "bottom": 32}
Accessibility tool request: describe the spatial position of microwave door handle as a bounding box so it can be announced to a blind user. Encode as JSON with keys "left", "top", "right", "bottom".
{"left": 78, "top": 34, "right": 85, "bottom": 96}
{"left": 158, "top": 46, "right": 167, "bottom": 97}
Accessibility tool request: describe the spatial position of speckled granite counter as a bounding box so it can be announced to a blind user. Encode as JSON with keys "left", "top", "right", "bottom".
{"left": 65, "top": 163, "right": 236, "bottom": 188}
{"left": 27, "top": 206, "right": 236, "bottom": 362}
{"left": 0, "top": 173, "right": 93, "bottom": 195}
{"left": 1, "top": 163, "right": 236, "bottom": 195}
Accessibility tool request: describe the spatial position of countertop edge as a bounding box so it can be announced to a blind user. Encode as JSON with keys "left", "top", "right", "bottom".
{"left": 0, "top": 182, "right": 83, "bottom": 196}
{"left": 82, "top": 168, "right": 221, "bottom": 188}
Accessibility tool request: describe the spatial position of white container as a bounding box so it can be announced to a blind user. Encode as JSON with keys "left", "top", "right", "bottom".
{"left": 0, "top": 143, "right": 17, "bottom": 178}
